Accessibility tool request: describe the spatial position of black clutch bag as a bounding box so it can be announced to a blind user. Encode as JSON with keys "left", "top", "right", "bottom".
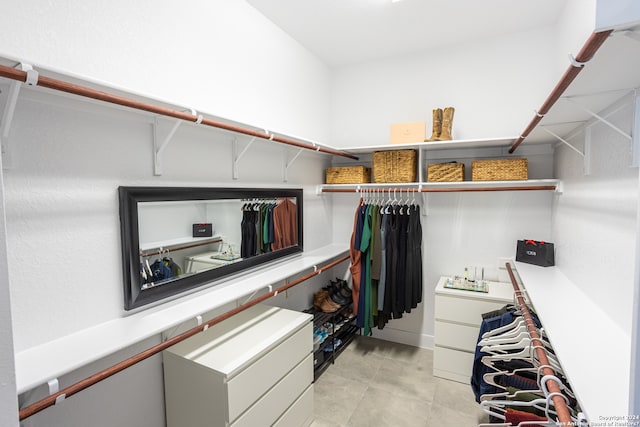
{"left": 192, "top": 223, "right": 213, "bottom": 238}
{"left": 516, "top": 239, "right": 555, "bottom": 267}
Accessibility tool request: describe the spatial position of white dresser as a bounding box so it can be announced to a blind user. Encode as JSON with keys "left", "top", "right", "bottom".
{"left": 163, "top": 304, "right": 314, "bottom": 427}
{"left": 433, "top": 276, "right": 514, "bottom": 384}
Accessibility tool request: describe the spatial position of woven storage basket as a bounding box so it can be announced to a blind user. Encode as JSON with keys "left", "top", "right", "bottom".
{"left": 372, "top": 150, "right": 417, "bottom": 183}
{"left": 472, "top": 158, "right": 528, "bottom": 181}
{"left": 427, "top": 162, "right": 464, "bottom": 182}
{"left": 325, "top": 166, "right": 371, "bottom": 184}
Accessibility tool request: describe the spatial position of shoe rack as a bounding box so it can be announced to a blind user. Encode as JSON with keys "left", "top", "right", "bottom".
{"left": 304, "top": 303, "right": 359, "bottom": 381}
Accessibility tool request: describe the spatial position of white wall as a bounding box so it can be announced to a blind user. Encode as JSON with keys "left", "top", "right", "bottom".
{"left": 0, "top": 0, "right": 331, "bottom": 144}
{"left": 552, "top": 100, "right": 638, "bottom": 333}
{"left": 0, "top": 144, "right": 19, "bottom": 427}
{"left": 0, "top": 1, "right": 336, "bottom": 425}
{"left": 329, "top": 26, "right": 558, "bottom": 148}
{"left": 554, "top": 0, "right": 597, "bottom": 76}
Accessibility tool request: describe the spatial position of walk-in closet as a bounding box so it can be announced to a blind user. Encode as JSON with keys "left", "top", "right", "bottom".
{"left": 0, "top": 1, "right": 639, "bottom": 426}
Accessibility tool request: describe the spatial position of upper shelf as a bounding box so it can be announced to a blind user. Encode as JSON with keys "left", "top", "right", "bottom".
{"left": 319, "top": 179, "right": 560, "bottom": 193}
{"left": 340, "top": 137, "right": 517, "bottom": 154}
{"left": 516, "top": 28, "right": 640, "bottom": 149}
{"left": 0, "top": 57, "right": 357, "bottom": 163}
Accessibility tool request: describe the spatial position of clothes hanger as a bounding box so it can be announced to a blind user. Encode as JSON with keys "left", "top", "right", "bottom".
{"left": 479, "top": 397, "right": 560, "bottom": 425}
{"left": 481, "top": 317, "right": 528, "bottom": 340}
{"left": 481, "top": 344, "right": 564, "bottom": 374}
{"left": 479, "top": 329, "right": 530, "bottom": 347}
{"left": 481, "top": 365, "right": 542, "bottom": 391}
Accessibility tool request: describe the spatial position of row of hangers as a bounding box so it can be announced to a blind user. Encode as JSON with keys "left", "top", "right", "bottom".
{"left": 358, "top": 188, "right": 419, "bottom": 213}
{"left": 477, "top": 303, "right": 587, "bottom": 427}
{"left": 241, "top": 197, "right": 280, "bottom": 211}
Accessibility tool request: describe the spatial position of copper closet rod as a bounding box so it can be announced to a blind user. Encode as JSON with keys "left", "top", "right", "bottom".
{"left": 140, "top": 238, "right": 223, "bottom": 258}
{"left": 509, "top": 30, "right": 612, "bottom": 153}
{"left": 0, "top": 64, "right": 358, "bottom": 161}
{"left": 322, "top": 186, "right": 557, "bottom": 193}
{"left": 505, "top": 263, "right": 573, "bottom": 425}
{"left": 18, "top": 254, "right": 350, "bottom": 421}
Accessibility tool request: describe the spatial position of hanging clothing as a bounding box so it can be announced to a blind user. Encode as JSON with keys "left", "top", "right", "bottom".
{"left": 241, "top": 208, "right": 258, "bottom": 258}
{"left": 348, "top": 196, "right": 423, "bottom": 332}
{"left": 272, "top": 198, "right": 297, "bottom": 251}
{"left": 504, "top": 408, "right": 548, "bottom": 427}
{"left": 349, "top": 199, "right": 364, "bottom": 315}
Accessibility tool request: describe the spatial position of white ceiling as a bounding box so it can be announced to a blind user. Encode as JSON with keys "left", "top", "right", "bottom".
{"left": 246, "top": 0, "right": 569, "bottom": 67}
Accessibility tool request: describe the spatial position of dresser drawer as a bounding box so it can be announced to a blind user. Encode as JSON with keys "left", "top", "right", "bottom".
{"left": 273, "top": 383, "right": 314, "bottom": 427}
{"left": 231, "top": 354, "right": 313, "bottom": 427}
{"left": 433, "top": 346, "right": 474, "bottom": 384}
{"left": 434, "top": 320, "right": 480, "bottom": 352}
{"left": 227, "top": 321, "right": 312, "bottom": 421}
{"left": 435, "top": 294, "right": 507, "bottom": 326}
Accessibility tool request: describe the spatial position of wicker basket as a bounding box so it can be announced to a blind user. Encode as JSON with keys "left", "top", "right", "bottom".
{"left": 427, "top": 162, "right": 465, "bottom": 182}
{"left": 325, "top": 166, "right": 371, "bottom": 184}
{"left": 472, "top": 158, "right": 528, "bottom": 181}
{"left": 372, "top": 150, "right": 417, "bottom": 183}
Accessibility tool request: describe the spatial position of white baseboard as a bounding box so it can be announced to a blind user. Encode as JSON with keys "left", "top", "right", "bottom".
{"left": 368, "top": 327, "right": 434, "bottom": 350}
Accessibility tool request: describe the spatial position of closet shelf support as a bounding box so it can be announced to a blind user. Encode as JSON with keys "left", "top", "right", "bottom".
{"left": 232, "top": 136, "right": 256, "bottom": 180}
{"left": 0, "top": 63, "right": 33, "bottom": 170}
{"left": 563, "top": 97, "right": 632, "bottom": 141}
{"left": 283, "top": 147, "right": 304, "bottom": 182}
{"left": 540, "top": 127, "right": 584, "bottom": 157}
{"left": 620, "top": 29, "right": 640, "bottom": 44}
{"left": 153, "top": 116, "right": 183, "bottom": 176}
{"left": 633, "top": 92, "right": 640, "bottom": 168}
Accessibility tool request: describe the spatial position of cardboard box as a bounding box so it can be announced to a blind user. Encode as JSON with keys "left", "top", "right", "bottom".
{"left": 390, "top": 122, "right": 426, "bottom": 144}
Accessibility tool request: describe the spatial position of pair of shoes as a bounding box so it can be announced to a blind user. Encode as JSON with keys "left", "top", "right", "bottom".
{"left": 325, "top": 278, "right": 352, "bottom": 306}
{"left": 323, "top": 338, "right": 342, "bottom": 352}
{"left": 313, "top": 289, "right": 341, "bottom": 313}
{"left": 425, "top": 107, "right": 455, "bottom": 141}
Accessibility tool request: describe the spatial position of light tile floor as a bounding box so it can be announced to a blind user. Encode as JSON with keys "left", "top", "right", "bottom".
{"left": 311, "top": 336, "right": 489, "bottom": 427}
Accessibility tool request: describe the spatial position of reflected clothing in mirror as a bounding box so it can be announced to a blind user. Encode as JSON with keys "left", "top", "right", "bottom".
{"left": 119, "top": 187, "right": 303, "bottom": 310}
{"left": 272, "top": 198, "right": 297, "bottom": 251}
{"left": 241, "top": 198, "right": 297, "bottom": 258}
{"left": 141, "top": 257, "right": 182, "bottom": 286}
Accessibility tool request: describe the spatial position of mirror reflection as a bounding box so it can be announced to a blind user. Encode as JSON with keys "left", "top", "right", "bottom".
{"left": 138, "top": 197, "right": 298, "bottom": 289}
{"left": 119, "top": 187, "right": 303, "bottom": 310}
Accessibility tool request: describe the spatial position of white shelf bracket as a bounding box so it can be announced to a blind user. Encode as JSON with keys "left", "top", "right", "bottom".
{"left": 584, "top": 127, "right": 592, "bottom": 176}
{"left": 283, "top": 147, "right": 304, "bottom": 182}
{"left": 541, "top": 127, "right": 585, "bottom": 157}
{"left": 0, "top": 63, "right": 33, "bottom": 170}
{"left": 232, "top": 136, "right": 256, "bottom": 180}
{"left": 153, "top": 116, "right": 183, "bottom": 176}
{"left": 0, "top": 80, "right": 21, "bottom": 170}
{"left": 620, "top": 29, "right": 640, "bottom": 44}
{"left": 47, "top": 377, "right": 65, "bottom": 404}
{"left": 633, "top": 92, "right": 640, "bottom": 168}
{"left": 564, "top": 97, "right": 632, "bottom": 141}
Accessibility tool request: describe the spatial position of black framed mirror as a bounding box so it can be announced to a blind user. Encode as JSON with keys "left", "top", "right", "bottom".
{"left": 119, "top": 187, "right": 303, "bottom": 310}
